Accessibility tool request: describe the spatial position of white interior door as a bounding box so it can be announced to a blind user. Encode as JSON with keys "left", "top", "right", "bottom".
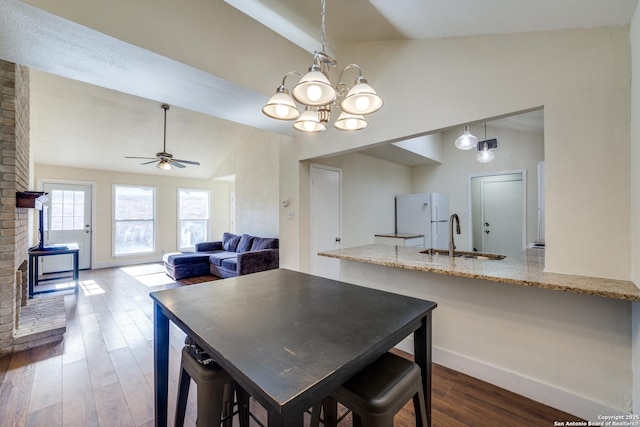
{"left": 42, "top": 182, "right": 92, "bottom": 273}
{"left": 310, "top": 164, "right": 341, "bottom": 280}
{"left": 482, "top": 180, "right": 524, "bottom": 256}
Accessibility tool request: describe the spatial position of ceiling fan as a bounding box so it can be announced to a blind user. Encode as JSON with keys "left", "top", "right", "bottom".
{"left": 125, "top": 104, "right": 200, "bottom": 170}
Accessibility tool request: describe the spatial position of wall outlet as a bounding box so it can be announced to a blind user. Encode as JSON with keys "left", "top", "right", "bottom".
{"left": 288, "top": 210, "right": 295, "bottom": 220}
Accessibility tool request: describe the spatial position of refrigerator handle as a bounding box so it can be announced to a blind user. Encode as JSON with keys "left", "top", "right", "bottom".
{"left": 434, "top": 203, "right": 439, "bottom": 222}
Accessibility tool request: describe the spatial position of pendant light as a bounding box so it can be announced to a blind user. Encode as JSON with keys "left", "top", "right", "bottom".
{"left": 455, "top": 125, "right": 478, "bottom": 150}
{"left": 476, "top": 142, "right": 496, "bottom": 163}
{"left": 476, "top": 123, "right": 497, "bottom": 163}
{"left": 261, "top": 0, "right": 383, "bottom": 132}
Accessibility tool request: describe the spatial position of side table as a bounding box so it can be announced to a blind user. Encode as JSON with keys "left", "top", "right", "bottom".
{"left": 28, "top": 243, "right": 79, "bottom": 298}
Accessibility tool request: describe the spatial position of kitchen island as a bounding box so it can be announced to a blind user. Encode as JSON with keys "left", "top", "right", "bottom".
{"left": 318, "top": 243, "right": 638, "bottom": 421}
{"left": 319, "top": 244, "right": 640, "bottom": 301}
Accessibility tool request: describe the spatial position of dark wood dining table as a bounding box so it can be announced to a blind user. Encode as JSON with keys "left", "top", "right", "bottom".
{"left": 150, "top": 268, "right": 437, "bottom": 427}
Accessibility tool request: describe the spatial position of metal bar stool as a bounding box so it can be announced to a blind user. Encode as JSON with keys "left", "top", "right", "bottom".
{"left": 175, "top": 338, "right": 250, "bottom": 427}
{"left": 312, "top": 352, "right": 428, "bottom": 427}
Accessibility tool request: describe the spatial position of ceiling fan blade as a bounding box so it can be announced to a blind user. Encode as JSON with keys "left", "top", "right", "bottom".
{"left": 126, "top": 156, "right": 158, "bottom": 160}
{"left": 170, "top": 160, "right": 186, "bottom": 168}
{"left": 140, "top": 160, "right": 159, "bottom": 165}
{"left": 172, "top": 159, "right": 200, "bottom": 165}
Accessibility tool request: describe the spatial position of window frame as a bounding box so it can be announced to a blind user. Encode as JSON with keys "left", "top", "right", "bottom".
{"left": 177, "top": 188, "right": 211, "bottom": 251}
{"left": 112, "top": 184, "right": 157, "bottom": 257}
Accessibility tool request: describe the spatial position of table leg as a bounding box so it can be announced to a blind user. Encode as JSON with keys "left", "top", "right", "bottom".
{"left": 28, "top": 254, "right": 34, "bottom": 299}
{"left": 322, "top": 396, "right": 338, "bottom": 427}
{"left": 154, "top": 303, "right": 170, "bottom": 427}
{"left": 34, "top": 255, "right": 39, "bottom": 294}
{"left": 235, "top": 384, "right": 250, "bottom": 427}
{"left": 268, "top": 409, "right": 304, "bottom": 427}
{"left": 414, "top": 314, "right": 432, "bottom": 427}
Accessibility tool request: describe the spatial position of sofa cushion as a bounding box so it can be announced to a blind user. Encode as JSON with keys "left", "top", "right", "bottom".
{"left": 209, "top": 252, "right": 237, "bottom": 267}
{"left": 222, "top": 232, "right": 240, "bottom": 252}
{"left": 163, "top": 252, "right": 211, "bottom": 266}
{"left": 237, "top": 234, "right": 255, "bottom": 253}
{"left": 251, "top": 237, "right": 279, "bottom": 251}
{"left": 221, "top": 257, "right": 237, "bottom": 271}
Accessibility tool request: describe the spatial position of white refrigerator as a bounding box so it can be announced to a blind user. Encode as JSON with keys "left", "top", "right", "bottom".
{"left": 396, "top": 193, "right": 449, "bottom": 250}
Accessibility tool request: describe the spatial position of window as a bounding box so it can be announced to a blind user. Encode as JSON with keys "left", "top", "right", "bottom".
{"left": 49, "top": 189, "right": 85, "bottom": 230}
{"left": 113, "top": 185, "right": 155, "bottom": 256}
{"left": 178, "top": 189, "right": 210, "bottom": 250}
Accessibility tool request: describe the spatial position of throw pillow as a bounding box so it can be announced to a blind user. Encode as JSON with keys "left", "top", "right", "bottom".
{"left": 222, "top": 232, "right": 240, "bottom": 252}
{"left": 251, "top": 237, "right": 279, "bottom": 251}
{"left": 237, "top": 234, "right": 255, "bottom": 253}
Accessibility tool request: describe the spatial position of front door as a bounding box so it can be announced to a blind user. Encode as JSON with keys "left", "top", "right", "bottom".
{"left": 482, "top": 179, "right": 524, "bottom": 256}
{"left": 42, "top": 182, "right": 92, "bottom": 273}
{"left": 310, "top": 164, "right": 341, "bottom": 280}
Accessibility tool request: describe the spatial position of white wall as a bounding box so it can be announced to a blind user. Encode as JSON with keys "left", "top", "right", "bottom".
{"left": 34, "top": 164, "right": 232, "bottom": 268}
{"left": 233, "top": 130, "right": 282, "bottom": 238}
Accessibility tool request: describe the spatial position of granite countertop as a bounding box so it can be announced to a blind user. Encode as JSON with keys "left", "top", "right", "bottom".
{"left": 374, "top": 233, "right": 425, "bottom": 239}
{"left": 318, "top": 244, "right": 640, "bottom": 302}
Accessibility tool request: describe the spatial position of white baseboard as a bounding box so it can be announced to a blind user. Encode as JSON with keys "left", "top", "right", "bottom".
{"left": 395, "top": 337, "right": 628, "bottom": 421}
{"left": 93, "top": 256, "right": 163, "bottom": 270}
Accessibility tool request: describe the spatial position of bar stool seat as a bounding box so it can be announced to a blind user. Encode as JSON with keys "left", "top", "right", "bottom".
{"left": 175, "top": 338, "right": 250, "bottom": 427}
{"left": 314, "top": 352, "right": 428, "bottom": 427}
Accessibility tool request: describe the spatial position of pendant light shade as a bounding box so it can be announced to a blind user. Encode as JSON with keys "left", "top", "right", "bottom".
{"left": 262, "top": 86, "right": 300, "bottom": 120}
{"left": 292, "top": 69, "right": 336, "bottom": 106}
{"left": 340, "top": 79, "right": 383, "bottom": 115}
{"left": 293, "top": 109, "right": 326, "bottom": 133}
{"left": 333, "top": 112, "right": 368, "bottom": 131}
{"left": 455, "top": 126, "right": 478, "bottom": 150}
{"left": 476, "top": 142, "right": 496, "bottom": 163}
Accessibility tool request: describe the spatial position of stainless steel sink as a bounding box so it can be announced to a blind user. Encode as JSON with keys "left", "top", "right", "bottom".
{"left": 420, "top": 248, "right": 506, "bottom": 260}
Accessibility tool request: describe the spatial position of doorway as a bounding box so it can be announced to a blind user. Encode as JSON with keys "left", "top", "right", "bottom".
{"left": 470, "top": 172, "right": 526, "bottom": 256}
{"left": 310, "top": 164, "right": 342, "bottom": 280}
{"left": 41, "top": 182, "right": 93, "bottom": 273}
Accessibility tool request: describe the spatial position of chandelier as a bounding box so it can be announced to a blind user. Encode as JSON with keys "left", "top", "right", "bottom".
{"left": 261, "top": 0, "right": 383, "bottom": 132}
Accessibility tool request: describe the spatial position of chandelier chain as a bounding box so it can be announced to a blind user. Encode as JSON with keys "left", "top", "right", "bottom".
{"left": 321, "top": 0, "right": 326, "bottom": 53}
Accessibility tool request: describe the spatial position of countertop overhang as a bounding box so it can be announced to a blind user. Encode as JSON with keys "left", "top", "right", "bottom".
{"left": 319, "top": 244, "right": 640, "bottom": 302}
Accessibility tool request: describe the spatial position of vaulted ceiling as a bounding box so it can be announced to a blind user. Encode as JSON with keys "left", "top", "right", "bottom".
{"left": 1, "top": 0, "right": 637, "bottom": 178}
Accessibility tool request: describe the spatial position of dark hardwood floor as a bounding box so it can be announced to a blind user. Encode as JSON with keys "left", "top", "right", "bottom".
{"left": 0, "top": 263, "right": 583, "bottom": 426}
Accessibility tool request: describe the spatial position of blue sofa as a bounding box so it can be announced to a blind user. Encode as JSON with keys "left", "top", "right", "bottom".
{"left": 195, "top": 232, "right": 279, "bottom": 279}
{"left": 163, "top": 232, "right": 279, "bottom": 280}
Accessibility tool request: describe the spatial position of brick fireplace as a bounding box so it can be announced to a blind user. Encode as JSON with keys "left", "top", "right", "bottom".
{"left": 0, "top": 59, "right": 63, "bottom": 355}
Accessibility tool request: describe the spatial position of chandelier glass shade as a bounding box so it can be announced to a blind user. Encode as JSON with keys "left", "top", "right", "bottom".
{"left": 334, "top": 112, "right": 368, "bottom": 131}
{"left": 291, "top": 67, "right": 337, "bottom": 106}
{"left": 261, "top": 0, "right": 383, "bottom": 132}
{"left": 261, "top": 85, "right": 300, "bottom": 120}
{"left": 293, "top": 109, "right": 326, "bottom": 133}
{"left": 454, "top": 126, "right": 478, "bottom": 150}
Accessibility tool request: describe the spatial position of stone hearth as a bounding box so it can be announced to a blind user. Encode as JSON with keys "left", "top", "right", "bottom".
{"left": 14, "top": 295, "right": 66, "bottom": 352}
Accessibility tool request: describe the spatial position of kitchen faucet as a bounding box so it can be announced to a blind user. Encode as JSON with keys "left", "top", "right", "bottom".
{"left": 449, "top": 213, "right": 461, "bottom": 257}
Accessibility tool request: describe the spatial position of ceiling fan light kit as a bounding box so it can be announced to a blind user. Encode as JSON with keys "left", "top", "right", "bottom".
{"left": 262, "top": 0, "right": 383, "bottom": 133}
{"left": 125, "top": 104, "right": 200, "bottom": 170}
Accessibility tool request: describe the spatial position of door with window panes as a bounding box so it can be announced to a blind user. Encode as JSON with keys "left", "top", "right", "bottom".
{"left": 42, "top": 183, "right": 92, "bottom": 273}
